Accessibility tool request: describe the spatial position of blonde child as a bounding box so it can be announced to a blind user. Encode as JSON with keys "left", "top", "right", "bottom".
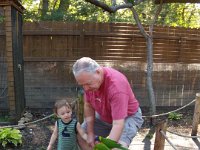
{"left": 47, "top": 99, "right": 87, "bottom": 150}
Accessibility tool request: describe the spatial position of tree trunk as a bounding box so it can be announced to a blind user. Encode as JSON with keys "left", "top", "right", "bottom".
{"left": 131, "top": 7, "right": 156, "bottom": 116}
{"left": 58, "top": 0, "right": 70, "bottom": 12}
{"left": 146, "top": 37, "right": 156, "bottom": 115}
{"left": 41, "top": 0, "right": 49, "bottom": 18}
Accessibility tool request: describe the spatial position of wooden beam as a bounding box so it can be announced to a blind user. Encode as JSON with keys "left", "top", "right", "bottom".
{"left": 154, "top": 120, "right": 168, "bottom": 150}
{"left": 0, "top": 0, "right": 24, "bottom": 13}
{"left": 155, "top": 0, "right": 200, "bottom": 4}
{"left": 191, "top": 93, "right": 200, "bottom": 136}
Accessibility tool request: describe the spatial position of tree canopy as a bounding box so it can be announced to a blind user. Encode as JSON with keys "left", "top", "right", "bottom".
{"left": 21, "top": 0, "right": 200, "bottom": 28}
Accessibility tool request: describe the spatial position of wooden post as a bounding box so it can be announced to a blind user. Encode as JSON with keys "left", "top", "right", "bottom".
{"left": 154, "top": 120, "right": 168, "bottom": 150}
{"left": 191, "top": 93, "right": 200, "bottom": 136}
{"left": 4, "top": 4, "right": 16, "bottom": 120}
{"left": 0, "top": 0, "right": 25, "bottom": 123}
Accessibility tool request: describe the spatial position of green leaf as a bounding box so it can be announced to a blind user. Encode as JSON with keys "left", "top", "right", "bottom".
{"left": 0, "top": 128, "right": 22, "bottom": 148}
{"left": 2, "top": 141, "right": 7, "bottom": 148}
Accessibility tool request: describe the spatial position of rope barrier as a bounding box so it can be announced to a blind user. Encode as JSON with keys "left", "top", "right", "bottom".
{"left": 0, "top": 98, "right": 80, "bottom": 129}
{"left": 0, "top": 97, "right": 198, "bottom": 139}
{"left": 142, "top": 98, "right": 196, "bottom": 118}
{"left": 167, "top": 129, "right": 200, "bottom": 138}
{"left": 160, "top": 130, "right": 177, "bottom": 150}
{"left": 0, "top": 113, "right": 55, "bottom": 129}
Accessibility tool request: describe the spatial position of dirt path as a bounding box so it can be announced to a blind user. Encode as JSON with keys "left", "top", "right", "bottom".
{"left": 129, "top": 126, "right": 200, "bottom": 150}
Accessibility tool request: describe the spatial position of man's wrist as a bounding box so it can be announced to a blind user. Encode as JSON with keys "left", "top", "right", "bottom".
{"left": 85, "top": 116, "right": 93, "bottom": 122}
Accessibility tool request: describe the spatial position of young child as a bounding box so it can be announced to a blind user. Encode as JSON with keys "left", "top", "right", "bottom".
{"left": 47, "top": 99, "right": 87, "bottom": 150}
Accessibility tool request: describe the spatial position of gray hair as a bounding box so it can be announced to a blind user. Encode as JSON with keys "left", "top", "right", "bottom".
{"left": 72, "top": 57, "right": 100, "bottom": 76}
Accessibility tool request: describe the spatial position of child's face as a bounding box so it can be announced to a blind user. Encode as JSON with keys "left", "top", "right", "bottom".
{"left": 57, "top": 106, "right": 72, "bottom": 123}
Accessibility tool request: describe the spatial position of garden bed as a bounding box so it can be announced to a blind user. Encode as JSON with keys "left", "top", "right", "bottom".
{"left": 0, "top": 106, "right": 197, "bottom": 150}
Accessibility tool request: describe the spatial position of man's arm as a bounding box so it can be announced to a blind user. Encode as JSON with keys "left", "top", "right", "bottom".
{"left": 84, "top": 101, "right": 95, "bottom": 147}
{"left": 76, "top": 122, "right": 87, "bottom": 141}
{"left": 109, "top": 119, "right": 125, "bottom": 142}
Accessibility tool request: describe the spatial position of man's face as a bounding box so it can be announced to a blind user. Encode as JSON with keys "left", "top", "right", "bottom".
{"left": 75, "top": 70, "right": 102, "bottom": 91}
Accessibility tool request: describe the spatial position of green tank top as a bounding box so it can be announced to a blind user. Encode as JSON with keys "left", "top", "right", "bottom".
{"left": 57, "top": 118, "right": 79, "bottom": 150}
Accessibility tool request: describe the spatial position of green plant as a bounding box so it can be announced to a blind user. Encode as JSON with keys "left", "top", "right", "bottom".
{"left": 0, "top": 116, "right": 10, "bottom": 122}
{"left": 168, "top": 112, "right": 183, "bottom": 121}
{"left": 50, "top": 114, "right": 58, "bottom": 121}
{"left": 0, "top": 16, "right": 5, "bottom": 23}
{"left": 0, "top": 128, "right": 22, "bottom": 148}
{"left": 146, "top": 133, "right": 154, "bottom": 139}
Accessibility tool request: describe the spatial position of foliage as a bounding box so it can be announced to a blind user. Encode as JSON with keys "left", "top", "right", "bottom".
{"left": 0, "top": 116, "right": 10, "bottom": 122}
{"left": 168, "top": 112, "right": 183, "bottom": 121}
{"left": 50, "top": 114, "right": 58, "bottom": 121}
{"left": 146, "top": 133, "right": 154, "bottom": 139}
{"left": 0, "top": 15, "right": 5, "bottom": 23}
{"left": 158, "top": 3, "right": 200, "bottom": 28}
{"left": 21, "top": 0, "right": 200, "bottom": 28}
{"left": 0, "top": 128, "right": 22, "bottom": 148}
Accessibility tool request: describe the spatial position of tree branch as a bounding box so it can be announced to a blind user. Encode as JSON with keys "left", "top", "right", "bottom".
{"left": 150, "top": 0, "right": 163, "bottom": 35}
{"left": 131, "top": 7, "right": 149, "bottom": 39}
{"left": 85, "top": 0, "right": 133, "bottom": 13}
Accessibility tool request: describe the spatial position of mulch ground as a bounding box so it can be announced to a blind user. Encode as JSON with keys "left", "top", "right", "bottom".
{"left": 0, "top": 106, "right": 196, "bottom": 150}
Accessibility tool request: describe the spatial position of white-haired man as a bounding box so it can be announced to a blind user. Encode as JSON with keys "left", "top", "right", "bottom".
{"left": 72, "top": 57, "right": 143, "bottom": 150}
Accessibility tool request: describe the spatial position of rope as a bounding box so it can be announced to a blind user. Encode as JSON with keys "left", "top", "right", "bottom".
{"left": 0, "top": 97, "right": 197, "bottom": 131}
{"left": 0, "top": 98, "right": 80, "bottom": 129}
{"left": 167, "top": 129, "right": 200, "bottom": 138}
{"left": 160, "top": 130, "right": 177, "bottom": 150}
{"left": 0, "top": 113, "right": 55, "bottom": 129}
{"left": 142, "top": 98, "right": 196, "bottom": 118}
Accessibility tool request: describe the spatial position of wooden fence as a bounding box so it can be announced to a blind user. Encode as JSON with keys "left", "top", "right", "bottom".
{"left": 22, "top": 22, "right": 200, "bottom": 63}
{"left": 0, "top": 21, "right": 200, "bottom": 108}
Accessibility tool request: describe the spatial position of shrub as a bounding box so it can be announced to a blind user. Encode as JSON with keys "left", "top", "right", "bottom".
{"left": 168, "top": 112, "right": 183, "bottom": 121}
{"left": 0, "top": 115, "right": 10, "bottom": 122}
{"left": 0, "top": 128, "right": 22, "bottom": 148}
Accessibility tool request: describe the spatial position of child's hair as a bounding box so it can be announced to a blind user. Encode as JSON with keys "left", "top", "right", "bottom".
{"left": 53, "top": 99, "right": 72, "bottom": 114}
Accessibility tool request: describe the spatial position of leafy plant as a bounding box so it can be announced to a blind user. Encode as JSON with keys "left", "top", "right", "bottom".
{"left": 168, "top": 112, "right": 183, "bottom": 121}
{"left": 0, "top": 115, "right": 10, "bottom": 122}
{"left": 146, "top": 133, "right": 154, "bottom": 139}
{"left": 0, "top": 15, "right": 5, "bottom": 23}
{"left": 50, "top": 114, "right": 58, "bottom": 121}
{"left": 0, "top": 128, "right": 22, "bottom": 148}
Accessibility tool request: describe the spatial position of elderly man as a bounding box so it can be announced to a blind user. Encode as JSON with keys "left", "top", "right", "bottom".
{"left": 72, "top": 57, "right": 143, "bottom": 150}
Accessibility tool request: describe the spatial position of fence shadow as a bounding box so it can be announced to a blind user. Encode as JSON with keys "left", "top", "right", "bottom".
{"left": 142, "top": 126, "right": 155, "bottom": 150}
{"left": 192, "top": 138, "right": 200, "bottom": 149}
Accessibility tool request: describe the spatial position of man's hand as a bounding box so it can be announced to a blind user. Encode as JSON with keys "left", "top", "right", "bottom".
{"left": 87, "top": 133, "right": 95, "bottom": 148}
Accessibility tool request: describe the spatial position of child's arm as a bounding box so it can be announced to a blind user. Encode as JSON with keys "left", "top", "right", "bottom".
{"left": 76, "top": 122, "right": 87, "bottom": 141}
{"left": 47, "top": 122, "right": 58, "bottom": 150}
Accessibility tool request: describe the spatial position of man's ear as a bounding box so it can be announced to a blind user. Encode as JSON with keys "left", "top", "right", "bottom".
{"left": 95, "top": 68, "right": 101, "bottom": 75}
